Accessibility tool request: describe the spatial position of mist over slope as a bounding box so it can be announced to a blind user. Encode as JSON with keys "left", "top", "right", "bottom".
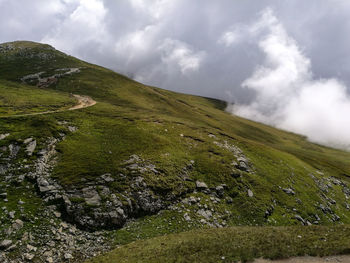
{"left": 227, "top": 9, "right": 350, "bottom": 151}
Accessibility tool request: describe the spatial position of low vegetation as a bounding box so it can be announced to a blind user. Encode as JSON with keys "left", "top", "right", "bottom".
{"left": 0, "top": 41, "right": 349, "bottom": 262}
{"left": 87, "top": 225, "right": 350, "bottom": 263}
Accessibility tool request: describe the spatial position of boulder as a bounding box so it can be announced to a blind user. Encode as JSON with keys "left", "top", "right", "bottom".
{"left": 26, "top": 140, "right": 37, "bottom": 156}
{"left": 0, "top": 133, "right": 10, "bottom": 140}
{"left": 12, "top": 219, "right": 24, "bottom": 230}
{"left": 294, "top": 215, "right": 305, "bottom": 224}
{"left": 83, "top": 188, "right": 101, "bottom": 206}
{"left": 0, "top": 240, "right": 12, "bottom": 250}
{"left": 197, "top": 209, "right": 212, "bottom": 220}
{"left": 196, "top": 181, "right": 208, "bottom": 189}
{"left": 283, "top": 188, "right": 295, "bottom": 195}
{"left": 215, "top": 185, "right": 225, "bottom": 197}
{"left": 247, "top": 189, "right": 254, "bottom": 197}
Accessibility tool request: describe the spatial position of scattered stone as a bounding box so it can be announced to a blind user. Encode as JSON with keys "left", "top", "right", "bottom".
{"left": 0, "top": 133, "right": 10, "bottom": 140}
{"left": 247, "top": 189, "right": 254, "bottom": 198}
{"left": 236, "top": 157, "right": 249, "bottom": 171}
{"left": 68, "top": 126, "right": 77, "bottom": 132}
{"left": 25, "top": 140, "right": 37, "bottom": 156}
{"left": 46, "top": 257, "right": 54, "bottom": 263}
{"left": 0, "top": 240, "right": 12, "bottom": 250}
{"left": 283, "top": 188, "right": 295, "bottom": 195}
{"left": 24, "top": 253, "right": 35, "bottom": 260}
{"left": 101, "top": 173, "right": 114, "bottom": 182}
{"left": 64, "top": 253, "right": 73, "bottom": 259}
{"left": 184, "top": 213, "right": 191, "bottom": 221}
{"left": 12, "top": 219, "right": 24, "bottom": 230}
{"left": 53, "top": 211, "right": 61, "bottom": 218}
{"left": 83, "top": 188, "right": 101, "bottom": 206}
{"left": 196, "top": 181, "right": 208, "bottom": 190}
{"left": 27, "top": 244, "right": 37, "bottom": 252}
{"left": 197, "top": 209, "right": 212, "bottom": 220}
{"left": 60, "top": 222, "right": 68, "bottom": 229}
{"left": 9, "top": 144, "right": 20, "bottom": 157}
{"left": 332, "top": 214, "right": 340, "bottom": 221}
{"left": 215, "top": 185, "right": 225, "bottom": 197}
{"left": 9, "top": 211, "right": 15, "bottom": 219}
{"left": 294, "top": 215, "right": 305, "bottom": 224}
{"left": 226, "top": 197, "right": 233, "bottom": 204}
{"left": 24, "top": 137, "right": 33, "bottom": 144}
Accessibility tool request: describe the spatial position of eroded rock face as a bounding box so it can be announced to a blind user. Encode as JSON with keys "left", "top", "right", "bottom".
{"left": 20, "top": 68, "right": 81, "bottom": 88}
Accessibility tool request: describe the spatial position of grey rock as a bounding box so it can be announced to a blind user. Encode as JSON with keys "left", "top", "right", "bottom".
{"left": 83, "top": 189, "right": 101, "bottom": 206}
{"left": 25, "top": 140, "right": 36, "bottom": 156}
{"left": 197, "top": 209, "right": 212, "bottom": 220}
{"left": 0, "top": 146, "right": 7, "bottom": 152}
{"left": 196, "top": 181, "right": 208, "bottom": 189}
{"left": 226, "top": 197, "right": 233, "bottom": 204}
{"left": 314, "top": 214, "right": 321, "bottom": 221}
{"left": 101, "top": 173, "right": 114, "bottom": 182}
{"left": 283, "top": 188, "right": 295, "bottom": 195}
{"left": 0, "top": 133, "right": 10, "bottom": 140}
{"left": 23, "top": 137, "right": 33, "bottom": 144}
{"left": 64, "top": 253, "right": 73, "bottom": 259}
{"left": 68, "top": 126, "right": 77, "bottom": 132}
{"left": 0, "top": 133, "right": 10, "bottom": 141}
{"left": 53, "top": 211, "right": 61, "bottom": 218}
{"left": 215, "top": 185, "right": 225, "bottom": 197}
{"left": 247, "top": 189, "right": 254, "bottom": 197}
{"left": 0, "top": 165, "right": 7, "bottom": 175}
{"left": 0, "top": 240, "right": 12, "bottom": 250}
{"left": 9, "top": 211, "right": 15, "bottom": 219}
{"left": 24, "top": 253, "right": 35, "bottom": 260}
{"left": 294, "top": 215, "right": 305, "bottom": 224}
{"left": 184, "top": 213, "right": 191, "bottom": 221}
{"left": 9, "top": 144, "right": 20, "bottom": 157}
{"left": 26, "top": 244, "right": 37, "bottom": 252}
{"left": 332, "top": 214, "right": 340, "bottom": 221}
{"left": 12, "top": 219, "right": 24, "bottom": 230}
{"left": 236, "top": 160, "right": 249, "bottom": 171}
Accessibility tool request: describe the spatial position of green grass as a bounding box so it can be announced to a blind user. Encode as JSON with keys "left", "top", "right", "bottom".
{"left": 1, "top": 41, "right": 350, "bottom": 262}
{"left": 87, "top": 225, "right": 350, "bottom": 263}
{"left": 0, "top": 80, "right": 76, "bottom": 116}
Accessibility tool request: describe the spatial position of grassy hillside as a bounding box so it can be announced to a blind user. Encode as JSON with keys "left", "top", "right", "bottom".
{"left": 87, "top": 225, "right": 350, "bottom": 263}
{"left": 0, "top": 80, "right": 76, "bottom": 117}
{"left": 0, "top": 41, "right": 350, "bottom": 262}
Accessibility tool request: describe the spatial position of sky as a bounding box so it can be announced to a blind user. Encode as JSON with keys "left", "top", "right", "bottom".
{"left": 1, "top": 0, "right": 350, "bottom": 150}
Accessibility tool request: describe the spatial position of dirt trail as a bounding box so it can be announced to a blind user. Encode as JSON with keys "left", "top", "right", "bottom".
{"left": 0, "top": 94, "right": 96, "bottom": 118}
{"left": 254, "top": 255, "right": 350, "bottom": 263}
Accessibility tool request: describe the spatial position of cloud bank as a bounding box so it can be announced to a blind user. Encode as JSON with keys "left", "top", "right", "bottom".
{"left": 1, "top": 1, "right": 350, "bottom": 150}
{"left": 228, "top": 8, "right": 350, "bottom": 150}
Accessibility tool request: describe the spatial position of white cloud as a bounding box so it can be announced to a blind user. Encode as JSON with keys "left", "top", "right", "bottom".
{"left": 218, "top": 30, "right": 241, "bottom": 47}
{"left": 41, "top": 0, "right": 107, "bottom": 53}
{"left": 159, "top": 39, "right": 205, "bottom": 75}
{"left": 230, "top": 8, "right": 350, "bottom": 150}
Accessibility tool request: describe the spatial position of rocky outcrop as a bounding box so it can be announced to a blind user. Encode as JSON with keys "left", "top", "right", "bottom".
{"left": 213, "top": 140, "right": 253, "bottom": 173}
{"left": 20, "top": 68, "right": 81, "bottom": 88}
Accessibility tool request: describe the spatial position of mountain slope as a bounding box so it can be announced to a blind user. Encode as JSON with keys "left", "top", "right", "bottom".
{"left": 0, "top": 41, "right": 350, "bottom": 262}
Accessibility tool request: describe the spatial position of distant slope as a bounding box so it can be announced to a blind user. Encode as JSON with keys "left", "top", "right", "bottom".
{"left": 1, "top": 41, "right": 350, "bottom": 263}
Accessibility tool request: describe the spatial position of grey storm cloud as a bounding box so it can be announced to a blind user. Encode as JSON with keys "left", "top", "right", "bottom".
{"left": 1, "top": 0, "right": 350, "bottom": 150}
